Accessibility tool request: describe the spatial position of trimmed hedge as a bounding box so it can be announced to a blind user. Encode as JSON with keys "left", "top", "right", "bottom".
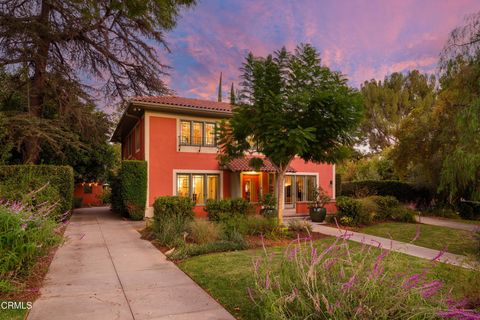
{"left": 0, "top": 165, "right": 74, "bottom": 216}
{"left": 341, "top": 180, "right": 429, "bottom": 203}
{"left": 110, "top": 160, "right": 147, "bottom": 220}
{"left": 120, "top": 161, "right": 147, "bottom": 220}
{"left": 457, "top": 202, "right": 480, "bottom": 220}
{"left": 204, "top": 198, "right": 249, "bottom": 221}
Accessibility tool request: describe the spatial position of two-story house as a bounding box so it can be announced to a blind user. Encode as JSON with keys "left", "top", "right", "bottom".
{"left": 111, "top": 96, "right": 336, "bottom": 218}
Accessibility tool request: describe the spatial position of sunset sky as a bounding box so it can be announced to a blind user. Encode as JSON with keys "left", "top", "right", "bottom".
{"left": 159, "top": 0, "right": 480, "bottom": 101}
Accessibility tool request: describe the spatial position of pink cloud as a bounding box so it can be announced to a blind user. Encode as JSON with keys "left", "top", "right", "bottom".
{"left": 162, "top": 0, "right": 480, "bottom": 99}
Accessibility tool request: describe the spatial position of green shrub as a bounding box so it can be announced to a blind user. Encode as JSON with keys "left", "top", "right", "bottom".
{"left": 74, "top": 196, "right": 83, "bottom": 208}
{"left": 336, "top": 196, "right": 372, "bottom": 226}
{"left": 423, "top": 206, "right": 459, "bottom": 219}
{"left": 389, "top": 206, "right": 416, "bottom": 222}
{"left": 370, "top": 195, "right": 399, "bottom": 220}
{"left": 99, "top": 188, "right": 111, "bottom": 205}
{"left": 336, "top": 195, "right": 414, "bottom": 226}
{"left": 0, "top": 202, "right": 61, "bottom": 292}
{"left": 153, "top": 196, "right": 194, "bottom": 247}
{"left": 457, "top": 202, "right": 480, "bottom": 220}
{"left": 205, "top": 198, "right": 249, "bottom": 221}
{"left": 244, "top": 216, "right": 278, "bottom": 236}
{"left": 0, "top": 165, "right": 74, "bottom": 218}
{"left": 341, "top": 180, "right": 429, "bottom": 203}
{"left": 188, "top": 219, "right": 223, "bottom": 244}
{"left": 220, "top": 215, "right": 278, "bottom": 237}
{"left": 168, "top": 240, "right": 248, "bottom": 260}
{"left": 110, "top": 173, "right": 124, "bottom": 216}
{"left": 120, "top": 161, "right": 147, "bottom": 220}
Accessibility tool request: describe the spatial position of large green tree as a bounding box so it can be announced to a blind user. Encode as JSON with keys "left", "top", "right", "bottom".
{"left": 0, "top": 68, "right": 116, "bottom": 181}
{"left": 392, "top": 12, "right": 480, "bottom": 203}
{"left": 0, "top": 0, "right": 195, "bottom": 162}
{"left": 219, "top": 44, "right": 363, "bottom": 222}
{"left": 360, "top": 71, "right": 436, "bottom": 152}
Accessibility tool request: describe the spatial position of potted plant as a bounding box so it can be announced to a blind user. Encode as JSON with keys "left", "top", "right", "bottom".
{"left": 260, "top": 193, "right": 277, "bottom": 218}
{"left": 309, "top": 187, "right": 330, "bottom": 222}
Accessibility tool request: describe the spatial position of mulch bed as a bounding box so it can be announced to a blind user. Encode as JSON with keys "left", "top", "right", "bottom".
{"left": 245, "top": 231, "right": 328, "bottom": 248}
{"left": 0, "top": 224, "right": 67, "bottom": 303}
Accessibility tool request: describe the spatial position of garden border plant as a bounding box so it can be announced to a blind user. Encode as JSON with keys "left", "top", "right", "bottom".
{"left": 248, "top": 233, "right": 480, "bottom": 319}
{"left": 0, "top": 165, "right": 74, "bottom": 219}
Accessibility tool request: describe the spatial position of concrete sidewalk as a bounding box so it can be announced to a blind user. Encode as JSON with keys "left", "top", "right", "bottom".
{"left": 310, "top": 224, "right": 474, "bottom": 268}
{"left": 415, "top": 215, "right": 480, "bottom": 232}
{"left": 28, "top": 207, "right": 234, "bottom": 320}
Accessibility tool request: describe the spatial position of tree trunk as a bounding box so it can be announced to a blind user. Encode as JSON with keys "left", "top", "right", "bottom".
{"left": 25, "top": 0, "right": 51, "bottom": 163}
{"left": 276, "top": 167, "right": 287, "bottom": 225}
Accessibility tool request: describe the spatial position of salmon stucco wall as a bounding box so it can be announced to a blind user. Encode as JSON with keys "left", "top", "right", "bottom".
{"left": 148, "top": 115, "right": 228, "bottom": 209}
{"left": 74, "top": 183, "right": 104, "bottom": 207}
{"left": 289, "top": 157, "right": 335, "bottom": 199}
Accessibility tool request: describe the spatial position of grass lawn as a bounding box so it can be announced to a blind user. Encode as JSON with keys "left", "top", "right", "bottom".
{"left": 359, "top": 222, "right": 479, "bottom": 256}
{"left": 178, "top": 238, "right": 479, "bottom": 320}
{"left": 0, "top": 309, "right": 27, "bottom": 320}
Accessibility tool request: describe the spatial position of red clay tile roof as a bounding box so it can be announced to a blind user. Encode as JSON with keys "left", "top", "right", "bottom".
{"left": 226, "top": 157, "right": 296, "bottom": 172}
{"left": 131, "top": 96, "right": 232, "bottom": 113}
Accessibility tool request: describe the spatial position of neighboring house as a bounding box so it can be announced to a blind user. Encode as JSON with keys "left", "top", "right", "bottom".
{"left": 74, "top": 182, "right": 104, "bottom": 207}
{"left": 111, "top": 96, "right": 336, "bottom": 218}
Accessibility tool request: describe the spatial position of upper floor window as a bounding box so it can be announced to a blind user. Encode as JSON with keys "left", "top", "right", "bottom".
{"left": 180, "top": 120, "right": 217, "bottom": 147}
{"left": 135, "top": 124, "right": 141, "bottom": 152}
{"left": 205, "top": 123, "right": 216, "bottom": 146}
{"left": 192, "top": 122, "right": 203, "bottom": 145}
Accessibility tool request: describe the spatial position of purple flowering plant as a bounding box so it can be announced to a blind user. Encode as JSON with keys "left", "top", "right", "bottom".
{"left": 248, "top": 225, "right": 480, "bottom": 319}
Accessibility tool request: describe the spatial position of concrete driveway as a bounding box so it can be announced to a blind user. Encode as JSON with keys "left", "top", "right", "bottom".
{"left": 28, "top": 207, "right": 234, "bottom": 320}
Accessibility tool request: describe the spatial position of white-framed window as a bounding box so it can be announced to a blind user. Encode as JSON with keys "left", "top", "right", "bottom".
{"left": 179, "top": 120, "right": 217, "bottom": 147}
{"left": 286, "top": 174, "right": 317, "bottom": 202}
{"left": 176, "top": 173, "right": 220, "bottom": 205}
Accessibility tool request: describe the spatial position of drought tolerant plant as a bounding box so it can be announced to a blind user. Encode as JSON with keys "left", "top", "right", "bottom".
{"left": 287, "top": 220, "right": 313, "bottom": 233}
{"left": 248, "top": 234, "right": 480, "bottom": 320}
{"left": 0, "top": 200, "right": 62, "bottom": 293}
{"left": 153, "top": 196, "right": 194, "bottom": 247}
{"left": 188, "top": 219, "right": 223, "bottom": 245}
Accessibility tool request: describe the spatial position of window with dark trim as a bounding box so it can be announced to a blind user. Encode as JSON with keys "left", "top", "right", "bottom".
{"left": 176, "top": 173, "right": 220, "bottom": 205}
{"left": 179, "top": 120, "right": 217, "bottom": 147}
{"left": 126, "top": 135, "right": 131, "bottom": 156}
{"left": 135, "top": 124, "right": 141, "bottom": 152}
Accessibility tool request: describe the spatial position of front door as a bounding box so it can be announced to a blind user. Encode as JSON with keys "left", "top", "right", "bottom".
{"left": 242, "top": 174, "right": 260, "bottom": 202}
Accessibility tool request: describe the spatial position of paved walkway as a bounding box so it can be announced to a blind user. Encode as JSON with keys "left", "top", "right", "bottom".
{"left": 415, "top": 215, "right": 480, "bottom": 232}
{"left": 310, "top": 224, "right": 474, "bottom": 268}
{"left": 28, "top": 207, "right": 234, "bottom": 320}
